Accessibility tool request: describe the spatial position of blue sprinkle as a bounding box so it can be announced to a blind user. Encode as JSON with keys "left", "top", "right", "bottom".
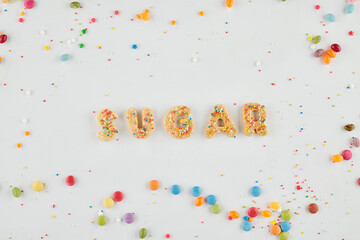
{"left": 171, "top": 185, "right": 181, "bottom": 195}
{"left": 280, "top": 221, "right": 291, "bottom": 232}
{"left": 191, "top": 186, "right": 202, "bottom": 197}
{"left": 242, "top": 221, "right": 252, "bottom": 231}
{"left": 250, "top": 186, "right": 262, "bottom": 197}
{"left": 206, "top": 195, "right": 217, "bottom": 205}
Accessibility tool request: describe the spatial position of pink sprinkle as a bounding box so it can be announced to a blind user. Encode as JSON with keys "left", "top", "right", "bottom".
{"left": 114, "top": 10, "right": 119, "bottom": 15}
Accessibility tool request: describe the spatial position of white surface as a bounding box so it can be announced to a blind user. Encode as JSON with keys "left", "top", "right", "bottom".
{"left": 0, "top": 0, "right": 360, "bottom": 239}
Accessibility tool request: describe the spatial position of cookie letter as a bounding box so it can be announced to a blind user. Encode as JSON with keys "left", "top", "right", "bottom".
{"left": 96, "top": 109, "right": 118, "bottom": 141}
{"left": 205, "top": 104, "right": 237, "bottom": 138}
{"left": 164, "top": 106, "right": 194, "bottom": 139}
{"left": 242, "top": 103, "right": 268, "bottom": 136}
{"left": 126, "top": 107, "right": 155, "bottom": 139}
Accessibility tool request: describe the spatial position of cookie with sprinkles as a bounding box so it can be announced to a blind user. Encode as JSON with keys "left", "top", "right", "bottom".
{"left": 126, "top": 107, "right": 154, "bottom": 139}
{"left": 96, "top": 109, "right": 119, "bottom": 141}
{"left": 164, "top": 106, "right": 194, "bottom": 139}
{"left": 205, "top": 104, "right": 237, "bottom": 138}
{"left": 242, "top": 103, "right": 268, "bottom": 136}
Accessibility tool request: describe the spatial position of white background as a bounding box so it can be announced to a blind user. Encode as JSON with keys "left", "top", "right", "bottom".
{"left": 1, "top": 0, "right": 360, "bottom": 239}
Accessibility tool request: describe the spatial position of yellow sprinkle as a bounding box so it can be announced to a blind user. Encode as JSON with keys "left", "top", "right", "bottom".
{"left": 270, "top": 220, "right": 276, "bottom": 225}
{"left": 308, "top": 36, "right": 313, "bottom": 41}
{"left": 44, "top": 45, "right": 50, "bottom": 51}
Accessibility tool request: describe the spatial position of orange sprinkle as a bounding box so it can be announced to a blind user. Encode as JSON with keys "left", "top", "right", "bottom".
{"left": 171, "top": 20, "right": 176, "bottom": 25}
{"left": 20, "top": 11, "right": 25, "bottom": 16}
{"left": 16, "top": 143, "right": 22, "bottom": 148}
{"left": 199, "top": 11, "right": 204, "bottom": 16}
{"left": 0, "top": 57, "right": 2, "bottom": 62}
{"left": 136, "top": 9, "right": 150, "bottom": 21}
{"left": 226, "top": 0, "right": 234, "bottom": 8}
{"left": 24, "top": 131, "right": 30, "bottom": 136}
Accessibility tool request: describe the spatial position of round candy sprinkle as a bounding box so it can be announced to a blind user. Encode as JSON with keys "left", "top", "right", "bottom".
{"left": 281, "top": 210, "right": 292, "bottom": 220}
{"left": 32, "top": 181, "right": 44, "bottom": 192}
{"left": 211, "top": 204, "right": 222, "bottom": 214}
{"left": 279, "top": 232, "right": 289, "bottom": 240}
{"left": 332, "top": 154, "right": 343, "bottom": 162}
{"left": 103, "top": 198, "right": 115, "bottom": 209}
{"left": 65, "top": 175, "right": 76, "bottom": 186}
{"left": 352, "top": 137, "right": 360, "bottom": 148}
{"left": 269, "top": 201, "right": 280, "bottom": 209}
{"left": 206, "top": 195, "right": 217, "bottom": 205}
{"left": 308, "top": 203, "right": 319, "bottom": 214}
{"left": 24, "top": 0, "right": 35, "bottom": 9}
{"left": 250, "top": 186, "right": 261, "bottom": 197}
{"left": 0, "top": 34, "right": 8, "bottom": 44}
{"left": 59, "top": 54, "right": 70, "bottom": 62}
{"left": 241, "top": 221, "right": 252, "bottom": 231}
{"left": 358, "top": 178, "right": 360, "bottom": 186}
{"left": 270, "top": 224, "right": 281, "bottom": 235}
{"left": 331, "top": 43, "right": 341, "bottom": 53}
{"left": 70, "top": 1, "right": 81, "bottom": 9}
{"left": 344, "top": 124, "right": 355, "bottom": 131}
{"left": 97, "top": 215, "right": 107, "bottom": 226}
{"left": 123, "top": 213, "right": 134, "bottom": 224}
{"left": 12, "top": 187, "right": 21, "bottom": 198}
{"left": 280, "top": 221, "right": 291, "bottom": 232}
{"left": 345, "top": 3, "right": 355, "bottom": 14}
{"left": 312, "top": 35, "right": 321, "bottom": 44}
{"left": 261, "top": 210, "right": 272, "bottom": 217}
{"left": 139, "top": 228, "right": 147, "bottom": 239}
{"left": 314, "top": 49, "right": 324, "bottom": 58}
{"left": 325, "top": 13, "right": 336, "bottom": 22}
{"left": 149, "top": 180, "right": 160, "bottom": 190}
{"left": 195, "top": 196, "right": 204, "bottom": 206}
{"left": 342, "top": 150, "right": 352, "bottom": 160}
{"left": 248, "top": 207, "right": 258, "bottom": 218}
{"left": 170, "top": 184, "right": 181, "bottom": 195}
{"left": 112, "top": 191, "right": 124, "bottom": 202}
{"left": 229, "top": 210, "right": 240, "bottom": 219}
{"left": 191, "top": 186, "right": 201, "bottom": 197}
